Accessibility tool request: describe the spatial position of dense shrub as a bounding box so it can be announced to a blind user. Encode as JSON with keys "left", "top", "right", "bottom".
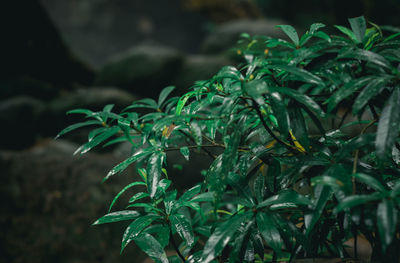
{"left": 59, "top": 16, "right": 400, "bottom": 262}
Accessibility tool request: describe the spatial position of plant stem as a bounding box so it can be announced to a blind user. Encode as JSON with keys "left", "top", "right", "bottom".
{"left": 178, "top": 130, "right": 217, "bottom": 159}
{"left": 251, "top": 99, "right": 297, "bottom": 154}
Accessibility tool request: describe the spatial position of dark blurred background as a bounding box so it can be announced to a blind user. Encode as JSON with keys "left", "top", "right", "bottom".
{"left": 0, "top": 0, "right": 399, "bottom": 262}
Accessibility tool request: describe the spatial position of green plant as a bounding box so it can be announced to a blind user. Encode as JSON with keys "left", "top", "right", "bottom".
{"left": 58, "top": 16, "right": 400, "bottom": 262}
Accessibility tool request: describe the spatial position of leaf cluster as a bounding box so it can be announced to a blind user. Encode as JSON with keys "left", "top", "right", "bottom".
{"left": 58, "top": 17, "right": 400, "bottom": 262}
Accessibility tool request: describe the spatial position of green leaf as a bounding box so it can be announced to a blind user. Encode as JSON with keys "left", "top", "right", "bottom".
{"left": 229, "top": 220, "right": 254, "bottom": 262}
{"left": 245, "top": 79, "right": 268, "bottom": 104}
{"left": 180, "top": 146, "right": 190, "bottom": 161}
{"left": 67, "top": 108, "right": 94, "bottom": 117}
{"left": 310, "top": 23, "right": 326, "bottom": 34}
{"left": 190, "top": 192, "right": 215, "bottom": 202}
{"left": 176, "top": 91, "right": 197, "bottom": 115}
{"left": 327, "top": 76, "right": 374, "bottom": 112}
{"left": 170, "top": 214, "right": 195, "bottom": 246}
{"left": 348, "top": 16, "right": 366, "bottom": 43}
{"left": 129, "top": 192, "right": 149, "bottom": 204}
{"left": 201, "top": 212, "right": 251, "bottom": 263}
{"left": 125, "top": 98, "right": 159, "bottom": 111}
{"left": 109, "top": 182, "right": 147, "bottom": 212}
{"left": 254, "top": 174, "right": 265, "bottom": 203}
{"left": 376, "top": 88, "right": 400, "bottom": 160}
{"left": 338, "top": 48, "right": 391, "bottom": 70}
{"left": 121, "top": 214, "right": 161, "bottom": 253}
{"left": 104, "top": 148, "right": 155, "bottom": 182}
{"left": 268, "top": 92, "right": 290, "bottom": 138}
{"left": 335, "top": 133, "right": 375, "bottom": 161}
{"left": 311, "top": 176, "right": 346, "bottom": 191}
{"left": 158, "top": 86, "right": 175, "bottom": 107}
{"left": 270, "top": 86, "right": 325, "bottom": 117}
{"left": 92, "top": 210, "right": 140, "bottom": 225}
{"left": 179, "top": 184, "right": 202, "bottom": 203}
{"left": 56, "top": 120, "right": 101, "bottom": 139}
{"left": 256, "top": 212, "right": 283, "bottom": 255}
{"left": 190, "top": 122, "right": 203, "bottom": 146}
{"left": 268, "top": 64, "right": 325, "bottom": 86}
{"left": 288, "top": 103, "right": 310, "bottom": 151}
{"left": 257, "top": 189, "right": 311, "bottom": 209}
{"left": 377, "top": 198, "right": 398, "bottom": 253}
{"left": 335, "top": 25, "right": 358, "bottom": 42}
{"left": 334, "top": 192, "right": 385, "bottom": 213}
{"left": 353, "top": 173, "right": 386, "bottom": 192}
{"left": 313, "top": 31, "right": 331, "bottom": 42}
{"left": 74, "top": 126, "right": 121, "bottom": 155}
{"left": 276, "top": 25, "right": 299, "bottom": 46}
{"left": 352, "top": 76, "right": 391, "bottom": 114}
{"left": 305, "top": 186, "right": 332, "bottom": 235}
{"left": 147, "top": 152, "right": 164, "bottom": 199}
{"left": 134, "top": 233, "right": 169, "bottom": 263}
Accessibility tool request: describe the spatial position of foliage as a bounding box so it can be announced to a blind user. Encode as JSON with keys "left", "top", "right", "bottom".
{"left": 58, "top": 17, "right": 400, "bottom": 262}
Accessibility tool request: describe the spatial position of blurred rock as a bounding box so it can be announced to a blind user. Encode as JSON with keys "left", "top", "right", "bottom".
{"left": 201, "top": 19, "right": 287, "bottom": 54}
{"left": 0, "top": 139, "right": 146, "bottom": 263}
{"left": 0, "top": 96, "right": 45, "bottom": 150}
{"left": 173, "top": 55, "right": 232, "bottom": 93}
{"left": 96, "top": 43, "right": 184, "bottom": 98}
{"left": 40, "top": 0, "right": 208, "bottom": 67}
{"left": 43, "top": 87, "right": 137, "bottom": 139}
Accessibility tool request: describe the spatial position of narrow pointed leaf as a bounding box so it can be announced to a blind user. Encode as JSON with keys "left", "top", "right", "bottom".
{"left": 179, "top": 184, "right": 202, "bottom": 202}
{"left": 257, "top": 189, "right": 311, "bottom": 209}
{"left": 56, "top": 120, "right": 101, "bottom": 139}
{"left": 288, "top": 103, "right": 310, "bottom": 151}
{"left": 121, "top": 214, "right": 161, "bottom": 253}
{"left": 377, "top": 199, "right": 397, "bottom": 253}
{"left": 270, "top": 86, "right": 325, "bottom": 117}
{"left": 147, "top": 152, "right": 164, "bottom": 199}
{"left": 201, "top": 212, "right": 250, "bottom": 263}
{"left": 74, "top": 126, "right": 120, "bottom": 155}
{"left": 327, "top": 76, "right": 374, "bottom": 112}
{"left": 276, "top": 25, "right": 299, "bottom": 46}
{"left": 170, "top": 214, "right": 194, "bottom": 246}
{"left": 335, "top": 25, "right": 357, "bottom": 42}
{"left": 348, "top": 16, "right": 366, "bottom": 43}
{"left": 257, "top": 212, "right": 283, "bottom": 255}
{"left": 158, "top": 86, "right": 176, "bottom": 107}
{"left": 352, "top": 77, "right": 390, "bottom": 114}
{"left": 180, "top": 146, "right": 190, "bottom": 161}
{"left": 353, "top": 173, "right": 386, "bottom": 192}
{"left": 268, "top": 92, "right": 290, "bottom": 138}
{"left": 103, "top": 148, "right": 154, "bottom": 182}
{"left": 134, "top": 233, "right": 169, "bottom": 263}
{"left": 268, "top": 64, "right": 325, "bottom": 86}
{"left": 376, "top": 88, "right": 400, "bottom": 160}
{"left": 129, "top": 192, "right": 150, "bottom": 203}
{"left": 92, "top": 210, "right": 140, "bottom": 225}
{"left": 334, "top": 193, "right": 384, "bottom": 213}
{"left": 310, "top": 23, "right": 326, "bottom": 34}
{"left": 338, "top": 48, "right": 391, "bottom": 70}
{"left": 305, "top": 186, "right": 332, "bottom": 235}
{"left": 109, "top": 182, "right": 146, "bottom": 212}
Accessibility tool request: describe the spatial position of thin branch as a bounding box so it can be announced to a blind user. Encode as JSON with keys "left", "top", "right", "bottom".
{"left": 178, "top": 130, "right": 217, "bottom": 159}
{"left": 251, "top": 99, "right": 297, "bottom": 154}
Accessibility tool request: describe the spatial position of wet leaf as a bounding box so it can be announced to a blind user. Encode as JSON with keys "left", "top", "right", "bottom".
{"left": 93, "top": 210, "right": 140, "bottom": 225}
{"left": 376, "top": 88, "right": 400, "bottom": 160}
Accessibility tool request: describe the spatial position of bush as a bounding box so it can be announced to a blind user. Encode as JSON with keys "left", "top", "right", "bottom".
{"left": 58, "top": 16, "right": 400, "bottom": 262}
